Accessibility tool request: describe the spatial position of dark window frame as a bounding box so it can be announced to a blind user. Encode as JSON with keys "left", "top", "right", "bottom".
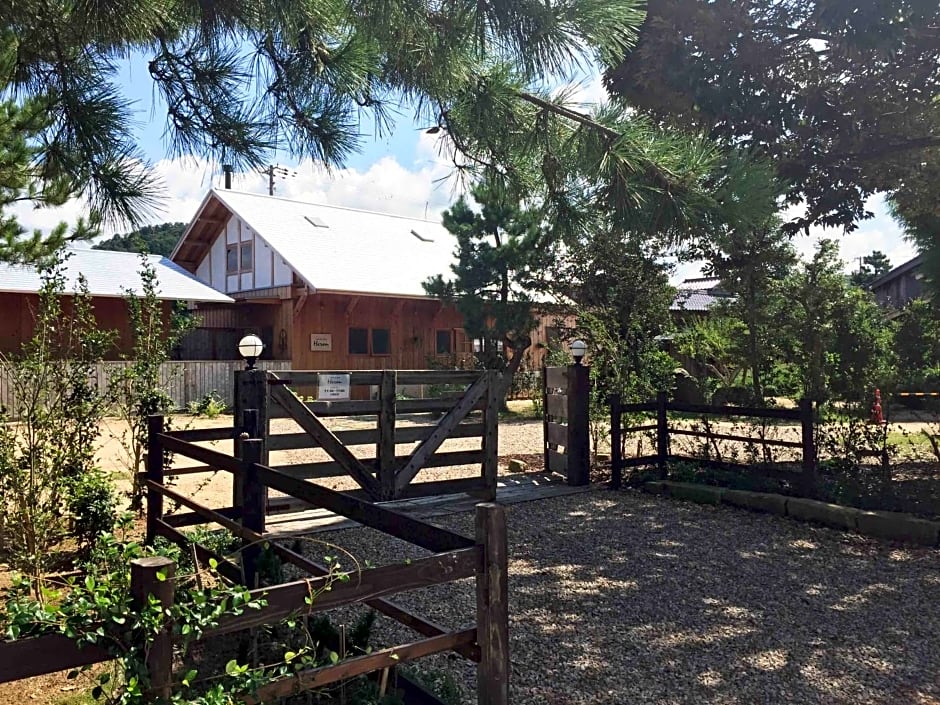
{"left": 240, "top": 241, "right": 253, "bottom": 271}
{"left": 226, "top": 244, "right": 239, "bottom": 274}
{"left": 371, "top": 328, "right": 391, "bottom": 356}
{"left": 348, "top": 327, "right": 369, "bottom": 355}
{"left": 435, "top": 329, "right": 453, "bottom": 354}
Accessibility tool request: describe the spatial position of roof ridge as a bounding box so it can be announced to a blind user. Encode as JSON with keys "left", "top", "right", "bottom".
{"left": 211, "top": 187, "right": 441, "bottom": 224}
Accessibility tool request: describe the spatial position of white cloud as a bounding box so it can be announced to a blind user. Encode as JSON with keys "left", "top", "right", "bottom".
{"left": 9, "top": 137, "right": 469, "bottom": 241}
{"left": 670, "top": 194, "right": 914, "bottom": 284}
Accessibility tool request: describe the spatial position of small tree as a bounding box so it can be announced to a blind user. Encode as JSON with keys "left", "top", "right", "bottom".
{"left": 425, "top": 177, "right": 555, "bottom": 403}
{"left": 110, "top": 253, "right": 196, "bottom": 511}
{"left": 702, "top": 218, "right": 796, "bottom": 400}
{"left": 0, "top": 254, "right": 116, "bottom": 589}
{"left": 776, "top": 240, "right": 896, "bottom": 403}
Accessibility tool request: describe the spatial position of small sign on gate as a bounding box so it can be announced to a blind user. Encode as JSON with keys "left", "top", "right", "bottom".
{"left": 317, "top": 373, "right": 350, "bottom": 400}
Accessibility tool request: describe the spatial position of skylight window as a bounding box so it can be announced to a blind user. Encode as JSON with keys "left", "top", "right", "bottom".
{"left": 305, "top": 215, "right": 329, "bottom": 228}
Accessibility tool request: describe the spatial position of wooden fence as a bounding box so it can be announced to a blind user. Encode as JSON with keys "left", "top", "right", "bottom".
{"left": 230, "top": 368, "right": 500, "bottom": 504}
{"left": 0, "top": 415, "right": 510, "bottom": 705}
{"left": 609, "top": 392, "right": 816, "bottom": 491}
{"left": 0, "top": 359, "right": 291, "bottom": 414}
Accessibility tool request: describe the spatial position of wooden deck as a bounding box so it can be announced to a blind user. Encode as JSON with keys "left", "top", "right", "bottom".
{"left": 265, "top": 472, "right": 593, "bottom": 535}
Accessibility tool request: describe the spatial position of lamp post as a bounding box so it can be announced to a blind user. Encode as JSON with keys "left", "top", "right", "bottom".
{"left": 238, "top": 334, "right": 264, "bottom": 370}
{"left": 570, "top": 339, "right": 587, "bottom": 365}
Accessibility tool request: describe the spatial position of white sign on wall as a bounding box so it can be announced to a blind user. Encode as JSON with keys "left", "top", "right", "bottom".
{"left": 317, "top": 373, "right": 350, "bottom": 400}
{"left": 310, "top": 333, "right": 332, "bottom": 352}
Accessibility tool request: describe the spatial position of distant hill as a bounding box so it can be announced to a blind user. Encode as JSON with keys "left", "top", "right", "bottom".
{"left": 93, "top": 222, "right": 186, "bottom": 257}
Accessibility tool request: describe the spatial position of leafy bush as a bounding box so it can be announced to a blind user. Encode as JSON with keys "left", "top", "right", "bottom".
{"left": 67, "top": 471, "right": 118, "bottom": 551}
{"left": 0, "top": 256, "right": 116, "bottom": 585}
{"left": 187, "top": 391, "right": 226, "bottom": 418}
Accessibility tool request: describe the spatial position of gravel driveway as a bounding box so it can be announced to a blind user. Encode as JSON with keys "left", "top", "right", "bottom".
{"left": 309, "top": 490, "right": 940, "bottom": 705}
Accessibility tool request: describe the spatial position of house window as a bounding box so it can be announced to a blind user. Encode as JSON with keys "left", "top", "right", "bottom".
{"left": 372, "top": 328, "right": 391, "bottom": 355}
{"left": 435, "top": 329, "right": 453, "bottom": 354}
{"left": 226, "top": 242, "right": 253, "bottom": 274}
{"left": 349, "top": 327, "right": 391, "bottom": 355}
{"left": 349, "top": 328, "right": 369, "bottom": 355}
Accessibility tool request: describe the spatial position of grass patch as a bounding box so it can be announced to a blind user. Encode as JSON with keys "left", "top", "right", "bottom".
{"left": 500, "top": 399, "right": 540, "bottom": 421}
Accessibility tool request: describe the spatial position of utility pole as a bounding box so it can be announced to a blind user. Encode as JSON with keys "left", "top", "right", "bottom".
{"left": 262, "top": 164, "right": 298, "bottom": 195}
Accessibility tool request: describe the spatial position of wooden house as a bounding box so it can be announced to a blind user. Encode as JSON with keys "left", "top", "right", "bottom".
{"left": 0, "top": 249, "right": 232, "bottom": 359}
{"left": 172, "top": 189, "right": 567, "bottom": 381}
{"left": 172, "top": 188, "right": 481, "bottom": 372}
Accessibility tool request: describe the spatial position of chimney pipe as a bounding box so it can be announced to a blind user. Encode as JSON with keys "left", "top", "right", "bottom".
{"left": 222, "top": 164, "right": 233, "bottom": 190}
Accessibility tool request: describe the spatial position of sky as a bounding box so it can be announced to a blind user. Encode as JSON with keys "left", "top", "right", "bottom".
{"left": 9, "top": 55, "right": 917, "bottom": 283}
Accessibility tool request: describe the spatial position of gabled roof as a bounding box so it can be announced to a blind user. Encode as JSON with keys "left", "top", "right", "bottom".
{"left": 868, "top": 254, "right": 923, "bottom": 290}
{"left": 670, "top": 277, "right": 731, "bottom": 312}
{"left": 174, "top": 189, "right": 457, "bottom": 298}
{"left": 0, "top": 248, "right": 233, "bottom": 303}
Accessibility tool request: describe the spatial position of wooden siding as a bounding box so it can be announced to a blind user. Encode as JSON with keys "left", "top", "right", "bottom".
{"left": 290, "top": 292, "right": 465, "bottom": 370}
{"left": 0, "top": 292, "right": 174, "bottom": 360}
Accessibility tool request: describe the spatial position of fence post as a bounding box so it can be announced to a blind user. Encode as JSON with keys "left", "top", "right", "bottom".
{"left": 240, "top": 437, "right": 265, "bottom": 588}
{"left": 377, "top": 370, "right": 397, "bottom": 501}
{"left": 541, "top": 367, "right": 549, "bottom": 475}
{"left": 656, "top": 391, "right": 669, "bottom": 479}
{"left": 234, "top": 369, "right": 268, "bottom": 508}
{"left": 145, "top": 415, "right": 165, "bottom": 545}
{"left": 610, "top": 395, "right": 622, "bottom": 490}
{"left": 475, "top": 503, "right": 508, "bottom": 705}
{"left": 130, "top": 556, "right": 175, "bottom": 702}
{"left": 566, "top": 363, "right": 590, "bottom": 486}
{"left": 799, "top": 398, "right": 817, "bottom": 496}
{"left": 482, "top": 371, "right": 500, "bottom": 501}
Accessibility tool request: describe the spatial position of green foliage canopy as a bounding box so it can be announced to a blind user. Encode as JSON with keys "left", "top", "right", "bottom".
{"left": 94, "top": 222, "right": 186, "bottom": 257}
{"left": 607, "top": 0, "right": 940, "bottom": 235}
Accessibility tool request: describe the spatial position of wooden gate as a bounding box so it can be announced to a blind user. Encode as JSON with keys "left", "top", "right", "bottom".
{"left": 542, "top": 365, "right": 590, "bottom": 486}
{"left": 236, "top": 369, "right": 500, "bottom": 503}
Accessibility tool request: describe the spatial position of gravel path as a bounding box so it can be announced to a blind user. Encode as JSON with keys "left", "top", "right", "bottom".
{"left": 300, "top": 490, "right": 940, "bottom": 705}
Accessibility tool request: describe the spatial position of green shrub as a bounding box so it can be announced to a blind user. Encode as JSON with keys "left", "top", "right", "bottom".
{"left": 68, "top": 471, "right": 117, "bottom": 551}
{"left": 187, "top": 391, "right": 226, "bottom": 418}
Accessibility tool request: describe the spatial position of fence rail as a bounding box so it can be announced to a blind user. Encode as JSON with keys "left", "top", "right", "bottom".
{"left": 0, "top": 418, "right": 509, "bottom": 705}
{"left": 610, "top": 392, "right": 816, "bottom": 490}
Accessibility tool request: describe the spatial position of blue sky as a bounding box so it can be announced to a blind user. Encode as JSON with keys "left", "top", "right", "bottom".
{"left": 11, "top": 54, "right": 917, "bottom": 282}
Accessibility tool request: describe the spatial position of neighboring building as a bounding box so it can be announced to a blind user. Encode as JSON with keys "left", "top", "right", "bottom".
{"left": 0, "top": 249, "right": 232, "bottom": 358}
{"left": 172, "top": 188, "right": 560, "bottom": 371}
{"left": 869, "top": 254, "right": 924, "bottom": 309}
{"left": 670, "top": 277, "right": 731, "bottom": 317}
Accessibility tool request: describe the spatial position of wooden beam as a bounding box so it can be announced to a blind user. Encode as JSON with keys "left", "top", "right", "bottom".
{"left": 0, "top": 635, "right": 111, "bottom": 683}
{"left": 293, "top": 287, "right": 309, "bottom": 318}
{"left": 252, "top": 464, "right": 475, "bottom": 553}
{"left": 395, "top": 374, "right": 490, "bottom": 492}
{"left": 203, "top": 548, "right": 480, "bottom": 638}
{"left": 244, "top": 630, "right": 477, "bottom": 704}
{"left": 269, "top": 382, "right": 381, "bottom": 497}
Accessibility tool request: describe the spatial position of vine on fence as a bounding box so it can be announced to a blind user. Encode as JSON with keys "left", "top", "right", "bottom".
{"left": 0, "top": 523, "right": 385, "bottom": 704}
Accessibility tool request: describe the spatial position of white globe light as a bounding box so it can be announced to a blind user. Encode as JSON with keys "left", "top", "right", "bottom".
{"left": 570, "top": 339, "right": 587, "bottom": 364}
{"left": 238, "top": 334, "right": 265, "bottom": 367}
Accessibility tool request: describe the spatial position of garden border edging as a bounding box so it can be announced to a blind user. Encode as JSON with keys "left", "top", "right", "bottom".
{"left": 642, "top": 481, "right": 940, "bottom": 547}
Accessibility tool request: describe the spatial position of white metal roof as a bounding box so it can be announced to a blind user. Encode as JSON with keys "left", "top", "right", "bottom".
{"left": 208, "top": 189, "right": 457, "bottom": 298}
{"left": 0, "top": 248, "right": 234, "bottom": 303}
